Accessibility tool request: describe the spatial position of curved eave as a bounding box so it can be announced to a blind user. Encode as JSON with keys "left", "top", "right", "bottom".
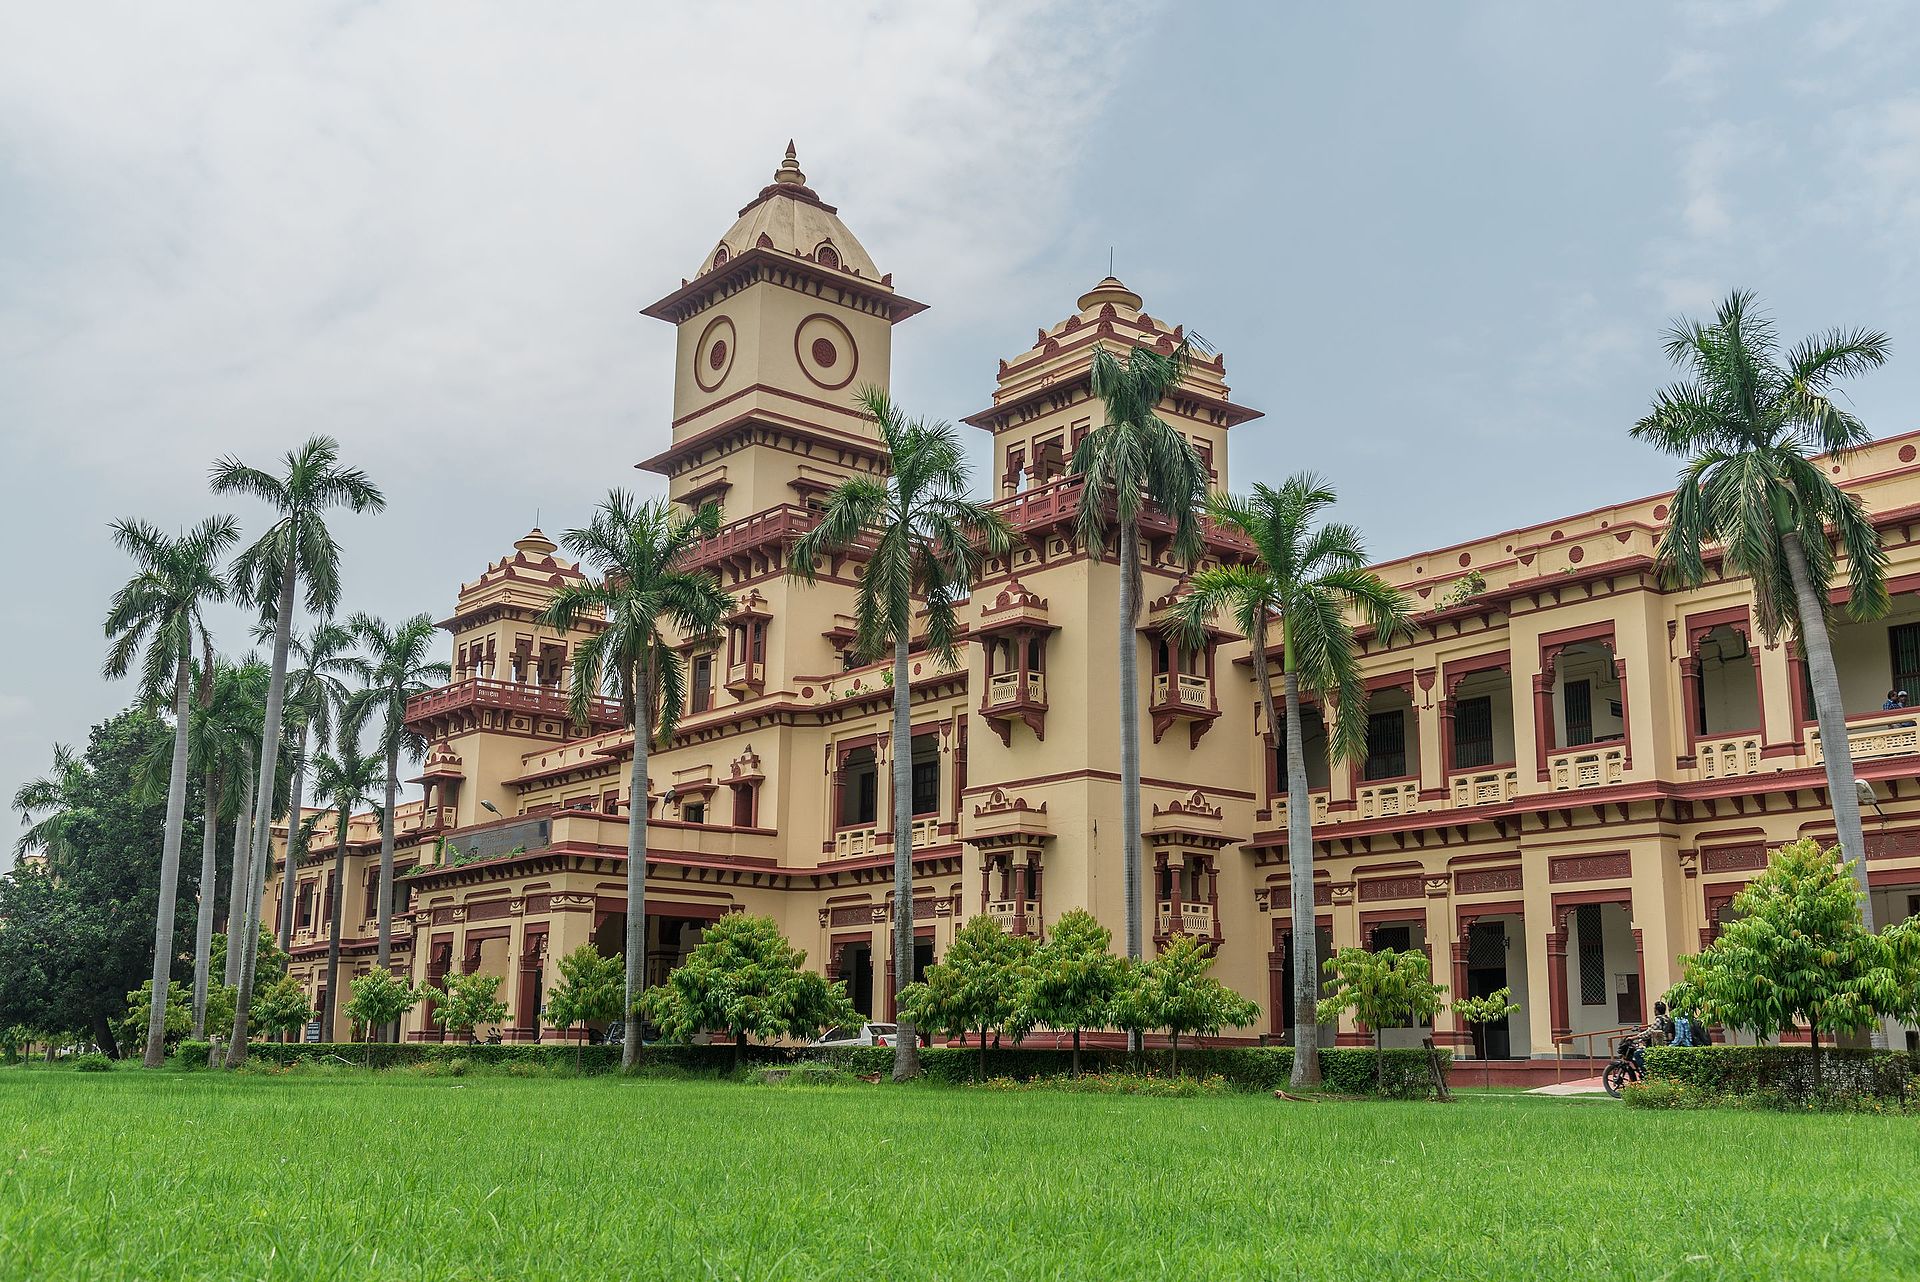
{"left": 641, "top": 247, "right": 927, "bottom": 325}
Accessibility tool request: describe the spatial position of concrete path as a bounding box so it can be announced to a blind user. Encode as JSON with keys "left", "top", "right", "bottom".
{"left": 1528, "top": 1075, "right": 1609, "bottom": 1096}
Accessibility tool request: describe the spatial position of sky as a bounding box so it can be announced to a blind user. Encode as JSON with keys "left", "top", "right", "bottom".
{"left": 5, "top": 1, "right": 1920, "bottom": 864}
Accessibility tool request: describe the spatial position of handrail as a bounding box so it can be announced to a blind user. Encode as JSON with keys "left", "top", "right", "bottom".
{"left": 1550, "top": 1023, "right": 1640, "bottom": 1081}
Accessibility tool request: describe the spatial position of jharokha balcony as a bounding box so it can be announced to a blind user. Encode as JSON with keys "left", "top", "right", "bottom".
{"left": 986, "top": 900, "right": 1041, "bottom": 935}
{"left": 1155, "top": 900, "right": 1216, "bottom": 939}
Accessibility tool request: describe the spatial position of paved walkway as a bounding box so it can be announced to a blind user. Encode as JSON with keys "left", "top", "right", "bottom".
{"left": 1528, "top": 1075, "right": 1609, "bottom": 1096}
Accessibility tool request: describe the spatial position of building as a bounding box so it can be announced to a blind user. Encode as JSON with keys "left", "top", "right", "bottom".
{"left": 265, "top": 146, "right": 1920, "bottom": 1063}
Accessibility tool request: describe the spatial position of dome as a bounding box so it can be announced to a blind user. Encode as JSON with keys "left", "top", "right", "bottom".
{"left": 696, "top": 142, "right": 880, "bottom": 280}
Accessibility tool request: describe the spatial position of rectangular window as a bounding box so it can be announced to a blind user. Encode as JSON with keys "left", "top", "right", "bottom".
{"left": 1453, "top": 696, "right": 1493, "bottom": 769}
{"left": 682, "top": 801, "right": 705, "bottom": 826}
{"left": 1564, "top": 680, "right": 1593, "bottom": 747}
{"left": 297, "top": 883, "right": 313, "bottom": 930}
{"left": 1891, "top": 622, "right": 1920, "bottom": 696}
{"left": 391, "top": 869, "right": 413, "bottom": 917}
{"left": 732, "top": 783, "right": 757, "bottom": 828}
{"left": 1576, "top": 904, "right": 1606, "bottom": 1005}
{"left": 691, "top": 654, "right": 712, "bottom": 713}
{"left": 1363, "top": 709, "right": 1406, "bottom": 780}
{"left": 363, "top": 875, "right": 378, "bottom": 923}
{"left": 321, "top": 875, "right": 334, "bottom": 931}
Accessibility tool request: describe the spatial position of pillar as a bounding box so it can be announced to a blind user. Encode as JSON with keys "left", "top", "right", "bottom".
{"left": 1532, "top": 671, "right": 1556, "bottom": 781}
{"left": 1678, "top": 655, "right": 1701, "bottom": 761}
{"left": 1546, "top": 914, "right": 1571, "bottom": 1044}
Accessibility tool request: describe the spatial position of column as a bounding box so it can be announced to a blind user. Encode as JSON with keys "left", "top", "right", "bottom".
{"left": 1678, "top": 655, "right": 1701, "bottom": 762}
{"left": 1532, "top": 671, "right": 1556, "bottom": 781}
{"left": 1011, "top": 856, "right": 1029, "bottom": 936}
{"left": 1546, "top": 914, "right": 1571, "bottom": 1045}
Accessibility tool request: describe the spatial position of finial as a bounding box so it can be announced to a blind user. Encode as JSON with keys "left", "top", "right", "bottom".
{"left": 774, "top": 140, "right": 806, "bottom": 186}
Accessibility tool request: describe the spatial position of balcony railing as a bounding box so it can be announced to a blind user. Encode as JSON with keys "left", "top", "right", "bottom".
{"left": 987, "top": 900, "right": 1042, "bottom": 934}
{"left": 405, "top": 677, "right": 621, "bottom": 729}
{"left": 986, "top": 671, "right": 1045, "bottom": 706}
{"left": 1449, "top": 767, "right": 1518, "bottom": 808}
{"left": 1152, "top": 672, "right": 1212, "bottom": 709}
{"left": 1810, "top": 710, "right": 1920, "bottom": 765}
{"left": 1356, "top": 779, "right": 1419, "bottom": 820}
{"left": 1548, "top": 743, "right": 1626, "bottom": 790}
{"left": 910, "top": 817, "right": 941, "bottom": 848}
{"left": 1156, "top": 901, "right": 1216, "bottom": 936}
{"left": 1270, "top": 790, "right": 1331, "bottom": 827}
{"left": 726, "top": 658, "right": 766, "bottom": 691}
{"left": 834, "top": 826, "right": 876, "bottom": 860}
{"left": 1694, "top": 733, "right": 1762, "bottom": 781}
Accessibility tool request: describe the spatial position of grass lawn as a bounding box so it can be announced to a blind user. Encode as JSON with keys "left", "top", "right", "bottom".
{"left": 1, "top": 1069, "right": 1915, "bottom": 1281}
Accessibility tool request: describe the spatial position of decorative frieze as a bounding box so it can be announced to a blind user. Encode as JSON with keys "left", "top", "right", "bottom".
{"left": 1358, "top": 875, "right": 1423, "bottom": 903}
{"left": 1456, "top": 866, "right": 1522, "bottom": 895}
{"left": 1548, "top": 852, "right": 1631, "bottom": 883}
{"left": 1700, "top": 843, "right": 1767, "bottom": 873}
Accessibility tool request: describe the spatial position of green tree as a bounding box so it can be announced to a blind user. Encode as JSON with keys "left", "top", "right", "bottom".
{"left": 342, "top": 612, "right": 448, "bottom": 985}
{"left": 1632, "top": 292, "right": 1891, "bottom": 928}
{"left": 11, "top": 743, "right": 89, "bottom": 875}
{"left": 268, "top": 619, "right": 359, "bottom": 953}
{"left": 343, "top": 970, "right": 422, "bottom": 1053}
{"left": 1017, "top": 908, "right": 1122, "bottom": 1075}
{"left": 540, "top": 491, "right": 733, "bottom": 1071}
{"left": 1172, "top": 474, "right": 1412, "bottom": 1088}
{"left": 117, "top": 980, "right": 194, "bottom": 1057}
{"left": 1073, "top": 343, "right": 1207, "bottom": 977}
{"left": 213, "top": 436, "right": 384, "bottom": 1067}
{"left": 1681, "top": 838, "right": 1917, "bottom": 1085}
{"left": 250, "top": 975, "right": 313, "bottom": 1041}
{"left": 1108, "top": 933, "right": 1260, "bottom": 1072}
{"left": 790, "top": 388, "right": 1013, "bottom": 1081}
{"left": 1451, "top": 988, "right": 1521, "bottom": 1089}
{"left": 897, "top": 915, "right": 1035, "bottom": 1079}
{"left": 175, "top": 655, "right": 268, "bottom": 1039}
{"left": 429, "top": 972, "right": 509, "bottom": 1043}
{"left": 640, "top": 914, "right": 855, "bottom": 1070}
{"left": 545, "top": 944, "right": 625, "bottom": 1069}
{"left": 103, "top": 516, "right": 239, "bottom": 1065}
{"left": 1317, "top": 946, "right": 1449, "bottom": 1090}
{"left": 303, "top": 743, "right": 382, "bottom": 1039}
{"left": 0, "top": 710, "right": 189, "bottom": 1057}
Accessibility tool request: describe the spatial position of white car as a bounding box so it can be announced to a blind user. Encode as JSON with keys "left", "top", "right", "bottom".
{"left": 809, "top": 1022, "right": 897, "bottom": 1048}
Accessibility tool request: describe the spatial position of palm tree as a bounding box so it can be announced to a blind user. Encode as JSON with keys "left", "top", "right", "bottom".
{"left": 1633, "top": 291, "right": 1891, "bottom": 925}
{"left": 182, "top": 655, "right": 266, "bottom": 1038}
{"left": 1072, "top": 342, "right": 1208, "bottom": 969}
{"left": 12, "top": 743, "right": 90, "bottom": 875}
{"left": 103, "top": 514, "right": 240, "bottom": 1065}
{"left": 267, "top": 620, "right": 358, "bottom": 953}
{"left": 1171, "top": 475, "right": 1412, "bottom": 1087}
{"left": 211, "top": 436, "right": 383, "bottom": 1063}
{"left": 790, "top": 388, "right": 1013, "bottom": 1081}
{"left": 343, "top": 613, "right": 450, "bottom": 981}
{"left": 305, "top": 743, "right": 382, "bottom": 1040}
{"left": 539, "top": 492, "right": 733, "bottom": 1071}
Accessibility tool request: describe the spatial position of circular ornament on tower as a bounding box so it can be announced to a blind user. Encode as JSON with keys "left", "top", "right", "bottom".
{"left": 795, "top": 313, "right": 858, "bottom": 390}
{"left": 695, "top": 315, "right": 736, "bottom": 392}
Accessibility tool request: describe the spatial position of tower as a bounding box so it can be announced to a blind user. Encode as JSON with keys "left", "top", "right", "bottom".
{"left": 639, "top": 143, "right": 926, "bottom": 521}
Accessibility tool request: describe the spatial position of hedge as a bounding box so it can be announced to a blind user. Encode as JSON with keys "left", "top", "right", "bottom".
{"left": 165, "top": 1040, "right": 1450, "bottom": 1096}
{"left": 1643, "top": 1045, "right": 1918, "bottom": 1102}
{"left": 815, "top": 1045, "right": 1449, "bottom": 1098}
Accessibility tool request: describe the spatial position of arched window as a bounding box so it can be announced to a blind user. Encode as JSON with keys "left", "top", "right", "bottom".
{"left": 711, "top": 244, "right": 729, "bottom": 268}
{"left": 815, "top": 242, "right": 840, "bottom": 269}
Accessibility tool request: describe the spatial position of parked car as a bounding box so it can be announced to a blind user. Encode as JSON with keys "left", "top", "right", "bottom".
{"left": 809, "top": 1023, "right": 897, "bottom": 1048}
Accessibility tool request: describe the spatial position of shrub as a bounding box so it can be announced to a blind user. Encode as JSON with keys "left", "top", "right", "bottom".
{"left": 1644, "top": 1045, "right": 1915, "bottom": 1104}
{"left": 1621, "top": 1079, "right": 1714, "bottom": 1110}
{"left": 71, "top": 1053, "right": 114, "bottom": 1073}
{"left": 810, "top": 1044, "right": 1445, "bottom": 1097}
{"left": 170, "top": 1040, "right": 213, "bottom": 1069}
{"left": 756, "top": 1062, "right": 860, "bottom": 1088}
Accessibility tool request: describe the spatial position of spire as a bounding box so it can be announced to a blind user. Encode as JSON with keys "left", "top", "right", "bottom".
{"left": 514, "top": 527, "right": 557, "bottom": 557}
{"left": 773, "top": 140, "right": 807, "bottom": 187}
{"left": 1076, "top": 275, "right": 1143, "bottom": 313}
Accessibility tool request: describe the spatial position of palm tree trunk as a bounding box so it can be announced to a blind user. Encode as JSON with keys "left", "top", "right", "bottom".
{"left": 1782, "top": 533, "right": 1877, "bottom": 923}
{"left": 191, "top": 771, "right": 222, "bottom": 1040}
{"left": 1118, "top": 518, "right": 1143, "bottom": 966}
{"left": 890, "top": 633, "right": 922, "bottom": 1081}
{"left": 623, "top": 674, "right": 651, "bottom": 1072}
{"left": 225, "top": 762, "right": 276, "bottom": 1067}
{"left": 223, "top": 752, "right": 254, "bottom": 986}
{"left": 322, "top": 804, "right": 347, "bottom": 1041}
{"left": 233, "top": 534, "right": 299, "bottom": 1065}
{"left": 378, "top": 744, "right": 405, "bottom": 1044}
{"left": 143, "top": 654, "right": 195, "bottom": 1067}
{"left": 276, "top": 722, "right": 311, "bottom": 953}
{"left": 1072, "top": 1026, "right": 1081, "bottom": 1078}
{"left": 1283, "top": 666, "right": 1323, "bottom": 1088}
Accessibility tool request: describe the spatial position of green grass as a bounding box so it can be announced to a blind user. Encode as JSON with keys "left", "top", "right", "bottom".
{"left": 2, "top": 1068, "right": 1916, "bottom": 1280}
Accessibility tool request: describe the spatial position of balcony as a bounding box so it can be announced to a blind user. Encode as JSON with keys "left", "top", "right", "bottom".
{"left": 1270, "top": 790, "right": 1331, "bottom": 827}
{"left": 1547, "top": 743, "right": 1625, "bottom": 790}
{"left": 1810, "top": 709, "right": 1920, "bottom": 765}
{"left": 987, "top": 900, "right": 1042, "bottom": 935}
{"left": 1694, "top": 733, "right": 1763, "bottom": 781}
{"left": 1156, "top": 901, "right": 1216, "bottom": 937}
{"left": 833, "top": 826, "right": 876, "bottom": 860}
{"left": 725, "top": 657, "right": 766, "bottom": 695}
{"left": 1152, "top": 672, "right": 1212, "bottom": 709}
{"left": 986, "top": 670, "right": 1045, "bottom": 707}
{"left": 404, "top": 677, "right": 623, "bottom": 734}
{"left": 1355, "top": 779, "right": 1420, "bottom": 820}
{"left": 1449, "top": 767, "right": 1518, "bottom": 808}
